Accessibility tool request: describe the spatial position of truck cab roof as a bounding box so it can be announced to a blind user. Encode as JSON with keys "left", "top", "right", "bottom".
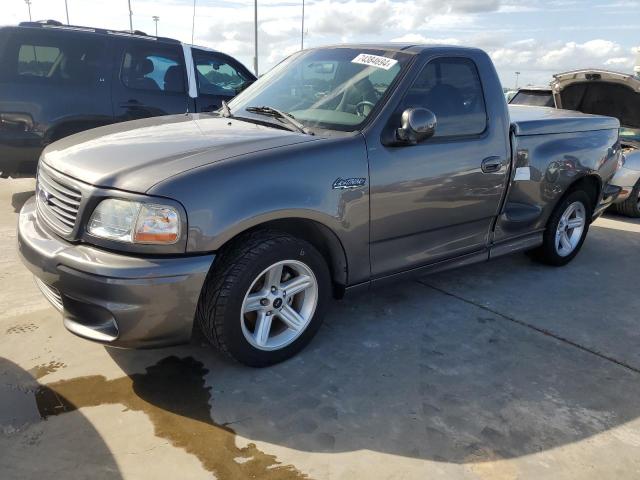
{"left": 307, "top": 43, "right": 485, "bottom": 57}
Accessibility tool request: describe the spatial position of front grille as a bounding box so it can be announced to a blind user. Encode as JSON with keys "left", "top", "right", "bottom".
{"left": 34, "top": 277, "right": 64, "bottom": 311}
{"left": 36, "top": 165, "right": 82, "bottom": 234}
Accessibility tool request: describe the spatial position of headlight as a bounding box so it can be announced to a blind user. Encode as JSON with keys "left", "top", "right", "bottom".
{"left": 87, "top": 199, "right": 180, "bottom": 244}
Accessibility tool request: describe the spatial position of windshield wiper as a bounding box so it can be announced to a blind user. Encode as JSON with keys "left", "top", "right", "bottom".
{"left": 245, "top": 106, "right": 313, "bottom": 135}
{"left": 220, "top": 100, "right": 232, "bottom": 118}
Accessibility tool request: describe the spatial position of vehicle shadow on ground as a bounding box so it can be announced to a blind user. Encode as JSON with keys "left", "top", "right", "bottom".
{"left": 102, "top": 221, "right": 640, "bottom": 466}
{"left": 0, "top": 357, "right": 123, "bottom": 479}
{"left": 11, "top": 190, "right": 34, "bottom": 213}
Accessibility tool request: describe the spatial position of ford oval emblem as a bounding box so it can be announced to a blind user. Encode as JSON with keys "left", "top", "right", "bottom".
{"left": 37, "top": 184, "right": 53, "bottom": 204}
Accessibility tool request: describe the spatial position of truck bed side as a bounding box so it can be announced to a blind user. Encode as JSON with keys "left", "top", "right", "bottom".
{"left": 493, "top": 107, "right": 621, "bottom": 245}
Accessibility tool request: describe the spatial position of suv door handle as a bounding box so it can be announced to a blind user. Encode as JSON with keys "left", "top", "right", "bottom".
{"left": 481, "top": 156, "right": 504, "bottom": 173}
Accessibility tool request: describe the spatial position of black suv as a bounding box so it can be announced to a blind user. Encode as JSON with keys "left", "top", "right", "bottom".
{"left": 0, "top": 20, "right": 256, "bottom": 178}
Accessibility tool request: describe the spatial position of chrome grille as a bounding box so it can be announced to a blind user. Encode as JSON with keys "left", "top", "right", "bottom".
{"left": 34, "top": 277, "right": 64, "bottom": 311}
{"left": 36, "top": 165, "right": 82, "bottom": 234}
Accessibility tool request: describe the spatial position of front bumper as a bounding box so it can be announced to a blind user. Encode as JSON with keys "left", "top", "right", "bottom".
{"left": 18, "top": 197, "right": 215, "bottom": 348}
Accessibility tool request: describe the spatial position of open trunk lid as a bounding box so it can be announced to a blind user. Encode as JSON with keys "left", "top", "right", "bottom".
{"left": 551, "top": 70, "right": 640, "bottom": 130}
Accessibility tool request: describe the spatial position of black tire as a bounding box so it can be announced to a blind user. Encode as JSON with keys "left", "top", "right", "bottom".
{"left": 613, "top": 180, "right": 640, "bottom": 218}
{"left": 531, "top": 189, "right": 592, "bottom": 266}
{"left": 195, "top": 229, "right": 331, "bottom": 367}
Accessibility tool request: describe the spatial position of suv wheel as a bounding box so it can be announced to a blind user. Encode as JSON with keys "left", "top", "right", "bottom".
{"left": 196, "top": 230, "right": 330, "bottom": 367}
{"left": 531, "top": 190, "right": 592, "bottom": 266}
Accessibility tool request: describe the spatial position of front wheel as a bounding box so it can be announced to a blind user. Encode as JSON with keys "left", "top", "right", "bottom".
{"left": 196, "top": 230, "right": 331, "bottom": 367}
{"left": 531, "top": 190, "right": 592, "bottom": 266}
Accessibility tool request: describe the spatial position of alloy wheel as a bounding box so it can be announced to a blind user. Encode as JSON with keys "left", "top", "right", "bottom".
{"left": 555, "top": 201, "right": 586, "bottom": 257}
{"left": 240, "top": 260, "right": 318, "bottom": 351}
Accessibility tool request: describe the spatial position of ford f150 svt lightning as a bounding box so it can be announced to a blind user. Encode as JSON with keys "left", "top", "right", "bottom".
{"left": 18, "top": 44, "right": 621, "bottom": 366}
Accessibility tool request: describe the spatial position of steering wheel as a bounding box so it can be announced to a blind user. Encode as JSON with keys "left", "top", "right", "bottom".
{"left": 355, "top": 101, "right": 376, "bottom": 117}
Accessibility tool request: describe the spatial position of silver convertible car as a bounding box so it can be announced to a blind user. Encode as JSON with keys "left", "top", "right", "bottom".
{"left": 19, "top": 44, "right": 621, "bottom": 366}
{"left": 511, "top": 70, "right": 640, "bottom": 217}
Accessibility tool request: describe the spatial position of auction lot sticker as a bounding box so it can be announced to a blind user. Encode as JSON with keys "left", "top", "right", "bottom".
{"left": 351, "top": 53, "right": 398, "bottom": 70}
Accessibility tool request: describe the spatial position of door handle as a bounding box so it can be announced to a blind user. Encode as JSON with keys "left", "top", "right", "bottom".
{"left": 481, "top": 156, "right": 504, "bottom": 173}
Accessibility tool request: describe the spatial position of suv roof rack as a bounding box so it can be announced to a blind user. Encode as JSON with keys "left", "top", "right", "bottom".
{"left": 17, "top": 21, "right": 180, "bottom": 44}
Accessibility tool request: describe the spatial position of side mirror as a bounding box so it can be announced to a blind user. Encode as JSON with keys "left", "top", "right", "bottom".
{"left": 396, "top": 108, "right": 437, "bottom": 145}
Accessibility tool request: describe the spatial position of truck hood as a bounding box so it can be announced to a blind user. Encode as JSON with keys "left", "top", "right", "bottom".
{"left": 42, "top": 114, "right": 319, "bottom": 192}
{"left": 551, "top": 70, "right": 640, "bottom": 130}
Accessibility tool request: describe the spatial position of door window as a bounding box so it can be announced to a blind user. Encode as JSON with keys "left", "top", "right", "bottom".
{"left": 401, "top": 57, "right": 487, "bottom": 138}
{"left": 120, "top": 47, "right": 185, "bottom": 93}
{"left": 3, "top": 32, "right": 106, "bottom": 85}
{"left": 193, "top": 51, "right": 251, "bottom": 96}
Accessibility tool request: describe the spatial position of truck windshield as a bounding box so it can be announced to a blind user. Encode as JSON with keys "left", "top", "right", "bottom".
{"left": 228, "top": 48, "right": 412, "bottom": 132}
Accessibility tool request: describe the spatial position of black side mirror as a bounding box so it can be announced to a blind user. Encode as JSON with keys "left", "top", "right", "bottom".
{"left": 396, "top": 108, "right": 437, "bottom": 145}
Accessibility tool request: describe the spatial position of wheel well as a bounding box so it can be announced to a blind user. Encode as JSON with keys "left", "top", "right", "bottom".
{"left": 228, "top": 218, "right": 349, "bottom": 297}
{"left": 567, "top": 175, "right": 600, "bottom": 212}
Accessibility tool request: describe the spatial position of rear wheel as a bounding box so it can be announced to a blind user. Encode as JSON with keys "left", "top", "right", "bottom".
{"left": 613, "top": 180, "right": 640, "bottom": 218}
{"left": 531, "top": 190, "right": 591, "bottom": 266}
{"left": 196, "top": 230, "right": 330, "bottom": 367}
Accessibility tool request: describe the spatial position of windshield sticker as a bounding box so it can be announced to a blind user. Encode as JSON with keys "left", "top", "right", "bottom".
{"left": 351, "top": 54, "right": 398, "bottom": 71}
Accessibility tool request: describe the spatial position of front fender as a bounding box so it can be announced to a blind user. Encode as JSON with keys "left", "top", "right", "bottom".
{"left": 148, "top": 134, "right": 372, "bottom": 285}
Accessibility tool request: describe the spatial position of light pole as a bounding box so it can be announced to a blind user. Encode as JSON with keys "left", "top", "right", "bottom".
{"left": 152, "top": 15, "right": 159, "bottom": 36}
{"left": 515, "top": 71, "right": 521, "bottom": 89}
{"left": 191, "top": 0, "right": 196, "bottom": 44}
{"left": 301, "top": 0, "right": 305, "bottom": 50}
{"left": 64, "top": 0, "right": 70, "bottom": 24}
{"left": 24, "top": 0, "right": 32, "bottom": 21}
{"left": 253, "top": 0, "right": 258, "bottom": 76}
{"left": 128, "top": 0, "right": 133, "bottom": 31}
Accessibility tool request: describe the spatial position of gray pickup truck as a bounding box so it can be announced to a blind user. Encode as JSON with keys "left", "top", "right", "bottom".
{"left": 18, "top": 44, "right": 621, "bottom": 366}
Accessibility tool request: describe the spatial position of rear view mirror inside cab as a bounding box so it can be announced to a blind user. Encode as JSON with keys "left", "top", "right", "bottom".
{"left": 308, "top": 62, "right": 336, "bottom": 74}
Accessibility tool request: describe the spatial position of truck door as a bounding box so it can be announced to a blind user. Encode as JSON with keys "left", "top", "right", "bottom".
{"left": 191, "top": 49, "right": 255, "bottom": 112}
{"left": 111, "top": 38, "right": 189, "bottom": 121}
{"left": 368, "top": 56, "right": 510, "bottom": 277}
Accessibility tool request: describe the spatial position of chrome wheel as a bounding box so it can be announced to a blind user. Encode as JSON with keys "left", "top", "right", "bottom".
{"left": 555, "top": 201, "right": 586, "bottom": 257}
{"left": 240, "top": 260, "right": 318, "bottom": 351}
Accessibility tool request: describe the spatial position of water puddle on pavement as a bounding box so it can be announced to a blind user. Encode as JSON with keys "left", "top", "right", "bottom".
{"left": 34, "top": 356, "right": 307, "bottom": 479}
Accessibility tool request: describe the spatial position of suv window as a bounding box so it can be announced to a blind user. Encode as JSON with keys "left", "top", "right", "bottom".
{"left": 193, "top": 51, "right": 251, "bottom": 96}
{"left": 402, "top": 57, "right": 487, "bottom": 138}
{"left": 2, "top": 32, "right": 106, "bottom": 85}
{"left": 121, "top": 47, "right": 185, "bottom": 93}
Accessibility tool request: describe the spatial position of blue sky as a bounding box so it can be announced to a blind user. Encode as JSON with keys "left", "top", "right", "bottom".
{"left": 4, "top": 0, "right": 639, "bottom": 87}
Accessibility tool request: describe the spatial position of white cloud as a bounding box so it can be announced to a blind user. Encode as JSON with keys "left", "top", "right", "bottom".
{"left": 390, "top": 34, "right": 462, "bottom": 45}
{"left": 489, "top": 38, "right": 630, "bottom": 71}
{"left": 2, "top": 0, "right": 638, "bottom": 86}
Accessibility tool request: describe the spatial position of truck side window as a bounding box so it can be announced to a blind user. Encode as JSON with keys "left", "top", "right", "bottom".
{"left": 2, "top": 32, "right": 106, "bottom": 85}
{"left": 402, "top": 57, "right": 487, "bottom": 138}
{"left": 121, "top": 47, "right": 185, "bottom": 93}
{"left": 193, "top": 51, "right": 251, "bottom": 95}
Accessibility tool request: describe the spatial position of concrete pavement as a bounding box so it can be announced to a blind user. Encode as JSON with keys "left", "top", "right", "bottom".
{"left": 1, "top": 177, "right": 639, "bottom": 479}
